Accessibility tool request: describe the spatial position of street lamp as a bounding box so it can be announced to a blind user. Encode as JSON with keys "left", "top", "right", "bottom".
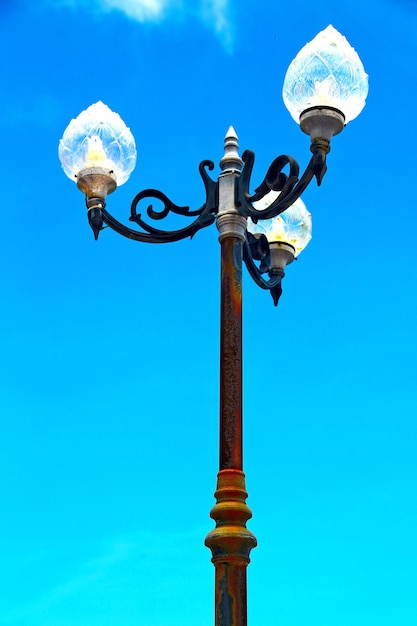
{"left": 59, "top": 24, "right": 367, "bottom": 626}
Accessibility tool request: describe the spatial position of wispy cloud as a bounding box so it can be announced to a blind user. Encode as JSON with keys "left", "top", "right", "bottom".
{"left": 49, "top": 0, "right": 234, "bottom": 50}
{"left": 1, "top": 527, "right": 208, "bottom": 625}
{"left": 100, "top": 0, "right": 171, "bottom": 22}
{"left": 200, "top": 0, "right": 233, "bottom": 50}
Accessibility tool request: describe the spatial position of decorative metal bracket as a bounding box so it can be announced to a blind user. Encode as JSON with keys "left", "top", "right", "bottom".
{"left": 86, "top": 159, "right": 218, "bottom": 244}
{"left": 85, "top": 132, "right": 329, "bottom": 305}
{"left": 243, "top": 233, "right": 286, "bottom": 306}
{"left": 236, "top": 138, "right": 329, "bottom": 223}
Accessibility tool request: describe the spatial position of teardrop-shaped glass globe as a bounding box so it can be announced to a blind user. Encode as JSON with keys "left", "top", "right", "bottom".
{"left": 58, "top": 101, "right": 137, "bottom": 186}
{"left": 283, "top": 25, "right": 368, "bottom": 124}
{"left": 248, "top": 192, "right": 312, "bottom": 256}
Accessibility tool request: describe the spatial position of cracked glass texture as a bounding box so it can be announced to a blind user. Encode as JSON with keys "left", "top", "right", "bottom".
{"left": 283, "top": 25, "right": 368, "bottom": 124}
{"left": 58, "top": 101, "right": 137, "bottom": 186}
{"left": 248, "top": 192, "right": 312, "bottom": 256}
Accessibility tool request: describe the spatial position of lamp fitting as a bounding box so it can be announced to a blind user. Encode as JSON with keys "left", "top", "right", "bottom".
{"left": 300, "top": 106, "right": 345, "bottom": 144}
{"left": 269, "top": 241, "right": 296, "bottom": 273}
{"left": 76, "top": 167, "right": 117, "bottom": 201}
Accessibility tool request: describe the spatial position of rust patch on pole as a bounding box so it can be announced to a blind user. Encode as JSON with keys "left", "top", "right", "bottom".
{"left": 219, "top": 235, "right": 243, "bottom": 471}
{"left": 206, "top": 221, "right": 257, "bottom": 626}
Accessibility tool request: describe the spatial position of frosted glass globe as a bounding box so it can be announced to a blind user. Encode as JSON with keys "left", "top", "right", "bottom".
{"left": 58, "top": 101, "right": 137, "bottom": 186}
{"left": 248, "top": 192, "right": 312, "bottom": 256}
{"left": 283, "top": 25, "right": 368, "bottom": 124}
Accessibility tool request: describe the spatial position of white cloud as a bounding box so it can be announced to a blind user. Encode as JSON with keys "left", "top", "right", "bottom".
{"left": 46, "top": 0, "right": 173, "bottom": 21}
{"left": 99, "top": 0, "right": 171, "bottom": 22}
{"left": 200, "top": 0, "right": 233, "bottom": 50}
{"left": 48, "top": 0, "right": 234, "bottom": 49}
{"left": 201, "top": 0, "right": 228, "bottom": 34}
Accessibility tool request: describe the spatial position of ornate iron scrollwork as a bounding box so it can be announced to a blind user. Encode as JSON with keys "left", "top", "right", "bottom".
{"left": 95, "top": 141, "right": 326, "bottom": 244}
{"left": 99, "top": 160, "right": 218, "bottom": 244}
{"left": 237, "top": 143, "right": 328, "bottom": 305}
{"left": 236, "top": 143, "right": 328, "bottom": 222}
{"left": 91, "top": 140, "right": 327, "bottom": 305}
{"left": 243, "top": 232, "right": 286, "bottom": 306}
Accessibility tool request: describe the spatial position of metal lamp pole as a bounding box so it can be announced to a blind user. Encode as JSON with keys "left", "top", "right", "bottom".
{"left": 204, "top": 133, "right": 257, "bottom": 626}
{"left": 75, "top": 121, "right": 337, "bottom": 626}
{"left": 58, "top": 25, "right": 368, "bottom": 626}
{"left": 61, "top": 118, "right": 345, "bottom": 626}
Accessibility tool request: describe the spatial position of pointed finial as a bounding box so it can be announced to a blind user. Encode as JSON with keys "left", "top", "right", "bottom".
{"left": 220, "top": 126, "right": 243, "bottom": 173}
{"left": 87, "top": 205, "right": 104, "bottom": 240}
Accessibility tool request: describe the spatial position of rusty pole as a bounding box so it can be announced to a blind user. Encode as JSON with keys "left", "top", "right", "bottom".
{"left": 205, "top": 129, "right": 257, "bottom": 626}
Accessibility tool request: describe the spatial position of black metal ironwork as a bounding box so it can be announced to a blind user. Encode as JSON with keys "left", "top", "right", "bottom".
{"left": 87, "top": 160, "right": 218, "bottom": 244}
{"left": 243, "top": 233, "right": 285, "bottom": 306}
{"left": 87, "top": 141, "right": 328, "bottom": 304}
{"left": 237, "top": 141, "right": 328, "bottom": 223}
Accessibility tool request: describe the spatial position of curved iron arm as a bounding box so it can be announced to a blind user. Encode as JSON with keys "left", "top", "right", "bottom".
{"left": 243, "top": 232, "right": 284, "bottom": 306}
{"left": 96, "top": 160, "right": 218, "bottom": 244}
{"left": 236, "top": 143, "right": 328, "bottom": 222}
{"left": 90, "top": 143, "right": 326, "bottom": 243}
{"left": 86, "top": 144, "right": 320, "bottom": 304}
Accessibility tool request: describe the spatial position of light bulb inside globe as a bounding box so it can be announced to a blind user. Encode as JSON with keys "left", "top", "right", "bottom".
{"left": 248, "top": 192, "right": 312, "bottom": 259}
{"left": 85, "top": 135, "right": 108, "bottom": 167}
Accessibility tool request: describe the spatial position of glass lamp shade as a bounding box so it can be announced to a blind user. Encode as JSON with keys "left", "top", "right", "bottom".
{"left": 248, "top": 192, "right": 312, "bottom": 256}
{"left": 58, "top": 101, "right": 137, "bottom": 186}
{"left": 283, "top": 25, "right": 368, "bottom": 124}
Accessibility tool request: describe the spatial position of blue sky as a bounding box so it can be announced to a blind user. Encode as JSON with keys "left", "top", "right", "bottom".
{"left": 0, "top": 0, "right": 417, "bottom": 625}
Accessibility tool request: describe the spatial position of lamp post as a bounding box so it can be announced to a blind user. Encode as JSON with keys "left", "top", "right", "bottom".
{"left": 59, "top": 25, "right": 368, "bottom": 626}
